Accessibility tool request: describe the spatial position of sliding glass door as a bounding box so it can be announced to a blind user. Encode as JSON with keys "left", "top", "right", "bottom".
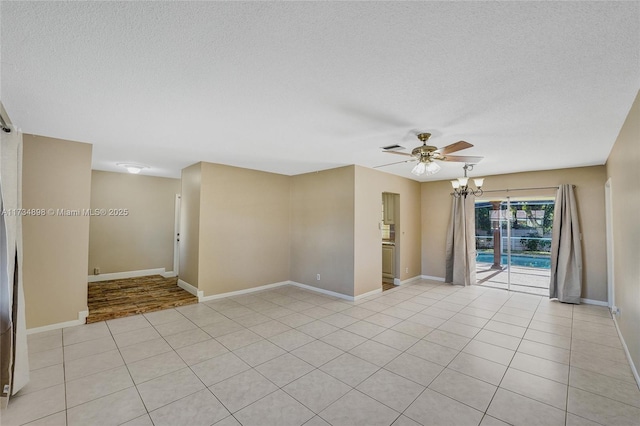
{"left": 475, "top": 197, "right": 554, "bottom": 295}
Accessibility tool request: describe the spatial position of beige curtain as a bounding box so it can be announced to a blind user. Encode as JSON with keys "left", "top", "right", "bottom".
{"left": 445, "top": 194, "right": 476, "bottom": 286}
{"left": 0, "top": 121, "right": 28, "bottom": 402}
{"left": 549, "top": 184, "right": 582, "bottom": 304}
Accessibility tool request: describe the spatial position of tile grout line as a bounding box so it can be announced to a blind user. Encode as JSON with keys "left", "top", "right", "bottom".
{"left": 107, "top": 317, "right": 155, "bottom": 424}
{"left": 566, "top": 303, "right": 575, "bottom": 426}
{"left": 450, "top": 285, "right": 516, "bottom": 422}
{"left": 62, "top": 329, "right": 69, "bottom": 426}
{"left": 20, "top": 281, "right": 635, "bottom": 426}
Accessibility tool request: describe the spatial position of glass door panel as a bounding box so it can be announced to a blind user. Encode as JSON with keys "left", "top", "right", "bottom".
{"left": 476, "top": 197, "right": 554, "bottom": 296}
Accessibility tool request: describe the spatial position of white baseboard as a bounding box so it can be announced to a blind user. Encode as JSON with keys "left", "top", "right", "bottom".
{"left": 353, "top": 287, "right": 382, "bottom": 300}
{"left": 288, "top": 281, "right": 358, "bottom": 301}
{"left": 200, "top": 281, "right": 290, "bottom": 302}
{"left": 27, "top": 309, "right": 88, "bottom": 335}
{"left": 612, "top": 314, "right": 640, "bottom": 388}
{"left": 199, "top": 280, "right": 371, "bottom": 303}
{"left": 580, "top": 298, "right": 609, "bottom": 306}
{"left": 399, "top": 275, "right": 422, "bottom": 286}
{"left": 79, "top": 309, "right": 89, "bottom": 323}
{"left": 185, "top": 279, "right": 360, "bottom": 303}
{"left": 420, "top": 275, "right": 446, "bottom": 282}
{"left": 393, "top": 278, "right": 401, "bottom": 286}
{"left": 88, "top": 268, "right": 166, "bottom": 283}
{"left": 162, "top": 271, "right": 177, "bottom": 278}
{"left": 178, "top": 279, "right": 203, "bottom": 300}
{"left": 290, "top": 281, "right": 382, "bottom": 301}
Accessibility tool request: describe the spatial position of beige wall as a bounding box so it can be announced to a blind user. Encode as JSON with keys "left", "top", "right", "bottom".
{"left": 422, "top": 166, "right": 608, "bottom": 301}
{"left": 179, "top": 163, "right": 202, "bottom": 287}
{"left": 605, "top": 90, "right": 640, "bottom": 378}
{"left": 290, "top": 166, "right": 355, "bottom": 296}
{"left": 22, "top": 135, "right": 92, "bottom": 328}
{"left": 88, "top": 171, "right": 180, "bottom": 275}
{"left": 197, "top": 163, "right": 291, "bottom": 296}
{"left": 181, "top": 163, "right": 421, "bottom": 299}
{"left": 354, "top": 166, "right": 422, "bottom": 296}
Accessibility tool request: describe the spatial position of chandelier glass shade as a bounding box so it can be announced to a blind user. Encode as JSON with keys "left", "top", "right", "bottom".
{"left": 411, "top": 159, "right": 441, "bottom": 176}
{"left": 451, "top": 165, "right": 484, "bottom": 197}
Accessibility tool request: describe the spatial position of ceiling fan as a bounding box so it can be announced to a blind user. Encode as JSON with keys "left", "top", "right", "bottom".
{"left": 376, "top": 132, "right": 484, "bottom": 176}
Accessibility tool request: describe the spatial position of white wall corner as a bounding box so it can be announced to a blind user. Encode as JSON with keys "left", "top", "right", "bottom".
{"left": 177, "top": 279, "right": 203, "bottom": 301}
{"left": 88, "top": 268, "right": 166, "bottom": 283}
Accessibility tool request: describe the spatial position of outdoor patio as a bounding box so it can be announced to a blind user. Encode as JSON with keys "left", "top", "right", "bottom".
{"left": 476, "top": 262, "right": 550, "bottom": 296}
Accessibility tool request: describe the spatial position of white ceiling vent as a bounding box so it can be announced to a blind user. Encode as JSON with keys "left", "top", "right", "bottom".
{"left": 382, "top": 144, "right": 405, "bottom": 152}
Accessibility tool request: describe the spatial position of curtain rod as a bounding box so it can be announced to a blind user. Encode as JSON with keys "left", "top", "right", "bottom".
{"left": 480, "top": 185, "right": 576, "bottom": 193}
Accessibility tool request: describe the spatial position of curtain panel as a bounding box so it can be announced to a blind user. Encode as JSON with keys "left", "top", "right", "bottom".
{"left": 549, "top": 184, "right": 583, "bottom": 304}
{"left": 445, "top": 194, "right": 476, "bottom": 286}
{"left": 0, "top": 126, "right": 28, "bottom": 403}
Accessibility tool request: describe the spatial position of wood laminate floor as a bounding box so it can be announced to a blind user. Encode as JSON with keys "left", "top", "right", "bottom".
{"left": 382, "top": 282, "right": 395, "bottom": 291}
{"left": 87, "top": 275, "right": 197, "bottom": 323}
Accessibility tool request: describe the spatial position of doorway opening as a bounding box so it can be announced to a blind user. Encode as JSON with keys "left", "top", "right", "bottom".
{"left": 87, "top": 275, "right": 196, "bottom": 323}
{"left": 475, "top": 196, "right": 555, "bottom": 296}
{"left": 86, "top": 171, "right": 186, "bottom": 322}
{"left": 381, "top": 192, "right": 400, "bottom": 291}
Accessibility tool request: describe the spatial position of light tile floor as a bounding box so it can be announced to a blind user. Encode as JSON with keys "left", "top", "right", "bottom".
{"left": 3, "top": 280, "right": 640, "bottom": 426}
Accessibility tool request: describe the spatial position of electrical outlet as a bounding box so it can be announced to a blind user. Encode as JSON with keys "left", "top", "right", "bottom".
{"left": 94, "top": 267, "right": 100, "bottom": 275}
{"left": 405, "top": 267, "right": 409, "bottom": 274}
{"left": 316, "top": 274, "right": 320, "bottom": 281}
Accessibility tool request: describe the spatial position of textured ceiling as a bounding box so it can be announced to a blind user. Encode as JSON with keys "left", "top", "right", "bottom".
{"left": 1, "top": 1, "right": 639, "bottom": 180}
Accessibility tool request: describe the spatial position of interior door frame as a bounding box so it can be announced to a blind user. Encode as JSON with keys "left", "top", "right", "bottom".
{"left": 393, "top": 193, "right": 401, "bottom": 285}
{"left": 173, "top": 194, "right": 181, "bottom": 277}
{"left": 605, "top": 178, "right": 615, "bottom": 309}
{"left": 504, "top": 197, "right": 512, "bottom": 291}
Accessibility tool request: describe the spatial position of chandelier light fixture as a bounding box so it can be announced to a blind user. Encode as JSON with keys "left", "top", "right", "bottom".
{"left": 451, "top": 164, "right": 484, "bottom": 197}
{"left": 411, "top": 159, "right": 441, "bottom": 176}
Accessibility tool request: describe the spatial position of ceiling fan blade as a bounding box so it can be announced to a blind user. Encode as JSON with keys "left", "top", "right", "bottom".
{"left": 437, "top": 141, "right": 473, "bottom": 155}
{"left": 440, "top": 155, "right": 484, "bottom": 163}
{"left": 383, "top": 151, "right": 414, "bottom": 157}
{"left": 374, "top": 159, "right": 415, "bottom": 169}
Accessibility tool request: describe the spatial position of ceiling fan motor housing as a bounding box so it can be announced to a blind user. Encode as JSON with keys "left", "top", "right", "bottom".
{"left": 412, "top": 132, "right": 439, "bottom": 159}
{"left": 411, "top": 145, "right": 439, "bottom": 159}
